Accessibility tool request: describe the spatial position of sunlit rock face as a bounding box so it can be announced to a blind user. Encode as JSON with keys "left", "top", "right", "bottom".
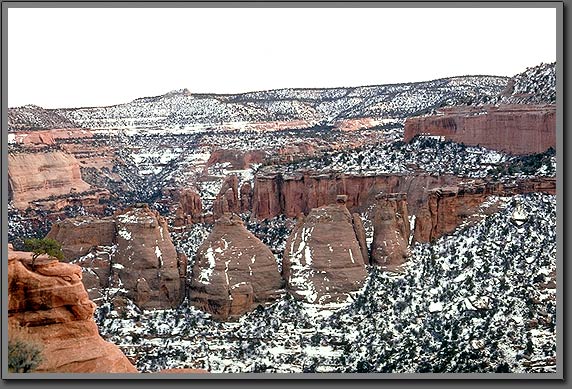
{"left": 8, "top": 246, "right": 137, "bottom": 373}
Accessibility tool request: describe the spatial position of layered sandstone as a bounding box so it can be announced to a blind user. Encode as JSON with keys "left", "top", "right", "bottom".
{"left": 252, "top": 171, "right": 460, "bottom": 220}
{"left": 371, "top": 193, "right": 410, "bottom": 269}
{"left": 8, "top": 151, "right": 92, "bottom": 209}
{"left": 47, "top": 205, "right": 186, "bottom": 309}
{"left": 46, "top": 217, "right": 116, "bottom": 260}
{"left": 174, "top": 188, "right": 203, "bottom": 226}
{"left": 189, "top": 214, "right": 282, "bottom": 320}
{"left": 403, "top": 104, "right": 556, "bottom": 155}
{"left": 413, "top": 178, "right": 556, "bottom": 243}
{"left": 8, "top": 246, "right": 137, "bottom": 373}
{"left": 9, "top": 128, "right": 93, "bottom": 146}
{"left": 213, "top": 175, "right": 240, "bottom": 218}
{"left": 114, "top": 205, "right": 186, "bottom": 310}
{"left": 282, "top": 196, "right": 368, "bottom": 304}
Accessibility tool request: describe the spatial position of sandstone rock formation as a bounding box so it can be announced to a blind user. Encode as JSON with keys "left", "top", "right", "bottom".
{"left": 240, "top": 182, "right": 253, "bottom": 213}
{"left": 8, "top": 246, "right": 137, "bottom": 373}
{"left": 403, "top": 104, "right": 556, "bottom": 155}
{"left": 282, "top": 196, "right": 368, "bottom": 304}
{"left": 370, "top": 193, "right": 411, "bottom": 269}
{"left": 8, "top": 151, "right": 92, "bottom": 209}
{"left": 46, "top": 217, "right": 116, "bottom": 260}
{"left": 412, "top": 179, "right": 556, "bottom": 243}
{"left": 252, "top": 171, "right": 460, "bottom": 220}
{"left": 174, "top": 188, "right": 203, "bottom": 226}
{"left": 113, "top": 205, "right": 186, "bottom": 310}
{"left": 189, "top": 213, "right": 282, "bottom": 320}
{"left": 47, "top": 205, "right": 186, "bottom": 310}
{"left": 213, "top": 175, "right": 240, "bottom": 219}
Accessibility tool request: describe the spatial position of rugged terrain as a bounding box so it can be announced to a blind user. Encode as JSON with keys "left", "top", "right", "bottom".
{"left": 7, "top": 62, "right": 557, "bottom": 374}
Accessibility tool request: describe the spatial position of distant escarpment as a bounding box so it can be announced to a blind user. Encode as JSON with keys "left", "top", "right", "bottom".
{"left": 8, "top": 151, "right": 93, "bottom": 210}
{"left": 189, "top": 213, "right": 282, "bottom": 320}
{"left": 8, "top": 245, "right": 137, "bottom": 373}
{"left": 47, "top": 204, "right": 186, "bottom": 310}
{"left": 404, "top": 104, "right": 555, "bottom": 155}
{"left": 282, "top": 196, "right": 368, "bottom": 304}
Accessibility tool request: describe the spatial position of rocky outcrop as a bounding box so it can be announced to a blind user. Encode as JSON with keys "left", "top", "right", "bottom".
{"left": 352, "top": 212, "right": 369, "bottom": 264}
{"left": 47, "top": 205, "right": 186, "bottom": 310}
{"left": 240, "top": 182, "right": 253, "bottom": 213}
{"left": 46, "top": 217, "right": 116, "bottom": 260}
{"left": 175, "top": 188, "right": 203, "bottom": 226}
{"left": 213, "top": 175, "right": 240, "bottom": 219}
{"left": 9, "top": 128, "right": 93, "bottom": 146}
{"left": 371, "top": 193, "right": 410, "bottom": 269}
{"left": 252, "top": 171, "right": 460, "bottom": 220}
{"left": 189, "top": 214, "right": 282, "bottom": 320}
{"left": 8, "top": 151, "right": 93, "bottom": 209}
{"left": 404, "top": 104, "right": 556, "bottom": 155}
{"left": 8, "top": 246, "right": 137, "bottom": 373}
{"left": 113, "top": 205, "right": 186, "bottom": 310}
{"left": 413, "top": 178, "right": 556, "bottom": 243}
{"left": 282, "top": 196, "right": 368, "bottom": 304}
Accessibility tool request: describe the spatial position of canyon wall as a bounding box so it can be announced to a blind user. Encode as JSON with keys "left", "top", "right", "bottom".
{"left": 403, "top": 104, "right": 556, "bottom": 155}
{"left": 8, "top": 151, "right": 92, "bottom": 209}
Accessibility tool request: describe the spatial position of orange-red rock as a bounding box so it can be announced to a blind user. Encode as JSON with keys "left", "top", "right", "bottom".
{"left": 213, "top": 175, "right": 240, "bottom": 219}
{"left": 189, "top": 214, "right": 282, "bottom": 320}
{"left": 8, "top": 151, "right": 92, "bottom": 209}
{"left": 282, "top": 197, "right": 368, "bottom": 304}
{"left": 371, "top": 193, "right": 410, "bottom": 270}
{"left": 404, "top": 104, "right": 555, "bottom": 155}
{"left": 8, "top": 246, "right": 137, "bottom": 373}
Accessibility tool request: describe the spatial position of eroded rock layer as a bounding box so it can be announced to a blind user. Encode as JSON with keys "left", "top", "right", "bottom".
{"left": 404, "top": 104, "right": 555, "bottom": 155}
{"left": 189, "top": 214, "right": 282, "bottom": 320}
{"left": 8, "top": 246, "right": 137, "bottom": 373}
{"left": 8, "top": 151, "right": 92, "bottom": 209}
{"left": 282, "top": 197, "right": 368, "bottom": 304}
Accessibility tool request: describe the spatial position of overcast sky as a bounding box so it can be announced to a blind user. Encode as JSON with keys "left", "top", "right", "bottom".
{"left": 8, "top": 7, "right": 556, "bottom": 109}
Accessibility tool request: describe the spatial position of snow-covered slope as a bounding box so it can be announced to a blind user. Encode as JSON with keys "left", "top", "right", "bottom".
{"left": 8, "top": 76, "right": 507, "bottom": 131}
{"left": 95, "top": 193, "right": 556, "bottom": 374}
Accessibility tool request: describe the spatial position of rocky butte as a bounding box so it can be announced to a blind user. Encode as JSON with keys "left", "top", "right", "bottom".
{"left": 7, "top": 245, "right": 137, "bottom": 373}
{"left": 47, "top": 204, "right": 187, "bottom": 310}
{"left": 189, "top": 213, "right": 283, "bottom": 320}
{"left": 403, "top": 104, "right": 556, "bottom": 155}
{"left": 282, "top": 196, "right": 368, "bottom": 304}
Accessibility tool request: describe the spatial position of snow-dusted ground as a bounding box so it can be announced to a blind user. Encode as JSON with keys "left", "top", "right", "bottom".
{"left": 96, "top": 193, "right": 556, "bottom": 374}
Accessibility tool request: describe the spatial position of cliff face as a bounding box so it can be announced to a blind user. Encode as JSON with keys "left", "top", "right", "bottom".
{"left": 371, "top": 193, "right": 411, "bottom": 269}
{"left": 188, "top": 214, "right": 282, "bottom": 320}
{"left": 282, "top": 197, "right": 368, "bottom": 304}
{"left": 252, "top": 172, "right": 460, "bottom": 220}
{"left": 8, "top": 246, "right": 137, "bottom": 373}
{"left": 8, "top": 151, "right": 92, "bottom": 209}
{"left": 403, "top": 104, "right": 555, "bottom": 155}
{"left": 412, "top": 178, "right": 556, "bottom": 243}
{"left": 46, "top": 217, "right": 116, "bottom": 260}
{"left": 174, "top": 188, "right": 203, "bottom": 227}
{"left": 207, "top": 149, "right": 267, "bottom": 170}
{"left": 213, "top": 175, "right": 240, "bottom": 219}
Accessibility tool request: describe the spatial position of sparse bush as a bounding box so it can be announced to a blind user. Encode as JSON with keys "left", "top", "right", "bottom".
{"left": 8, "top": 325, "right": 43, "bottom": 373}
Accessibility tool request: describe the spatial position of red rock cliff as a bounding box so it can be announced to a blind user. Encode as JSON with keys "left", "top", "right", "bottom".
{"left": 8, "top": 246, "right": 137, "bottom": 373}
{"left": 8, "top": 151, "right": 92, "bottom": 209}
{"left": 403, "top": 104, "right": 555, "bottom": 155}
